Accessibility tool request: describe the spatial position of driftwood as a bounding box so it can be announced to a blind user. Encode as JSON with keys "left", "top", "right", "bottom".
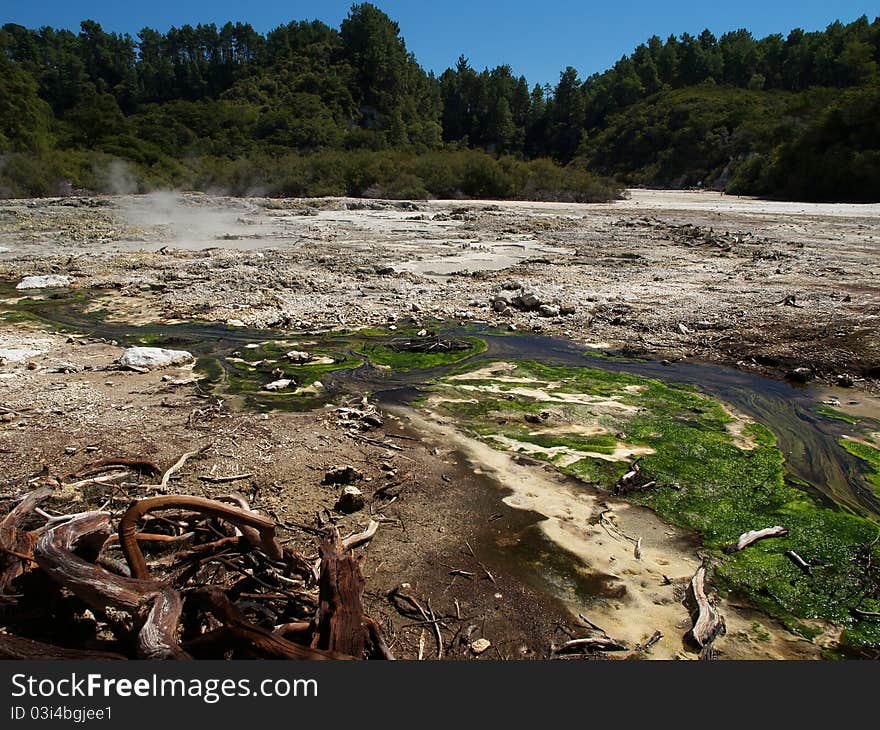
{"left": 0, "top": 633, "right": 127, "bottom": 661}
{"left": 785, "top": 550, "right": 813, "bottom": 576}
{"left": 687, "top": 566, "right": 726, "bottom": 650}
{"left": 189, "top": 588, "right": 349, "bottom": 660}
{"left": 313, "top": 528, "right": 368, "bottom": 657}
{"left": 64, "top": 458, "right": 161, "bottom": 481}
{"left": 342, "top": 520, "right": 379, "bottom": 551}
{"left": 557, "top": 635, "right": 627, "bottom": 654}
{"left": 119, "top": 495, "right": 283, "bottom": 579}
{"left": 1, "top": 483, "right": 390, "bottom": 661}
{"left": 33, "top": 512, "right": 189, "bottom": 659}
{"left": 0, "top": 486, "right": 53, "bottom": 592}
{"left": 725, "top": 526, "right": 789, "bottom": 554}
{"left": 386, "top": 336, "right": 471, "bottom": 354}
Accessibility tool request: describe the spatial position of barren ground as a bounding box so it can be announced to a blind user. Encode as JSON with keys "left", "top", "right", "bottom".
{"left": 0, "top": 189, "right": 878, "bottom": 660}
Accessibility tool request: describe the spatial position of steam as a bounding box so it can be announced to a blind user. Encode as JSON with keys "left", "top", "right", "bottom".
{"left": 97, "top": 159, "right": 139, "bottom": 195}
{"left": 115, "top": 190, "right": 277, "bottom": 248}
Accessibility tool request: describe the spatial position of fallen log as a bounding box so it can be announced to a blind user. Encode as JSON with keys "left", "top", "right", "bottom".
{"left": 725, "top": 526, "right": 789, "bottom": 554}
{"left": 33, "top": 512, "right": 189, "bottom": 659}
{"left": 313, "top": 528, "right": 367, "bottom": 657}
{"left": 687, "top": 566, "right": 725, "bottom": 649}
{"left": 0, "top": 486, "right": 53, "bottom": 593}
{"left": 119, "top": 495, "right": 283, "bottom": 580}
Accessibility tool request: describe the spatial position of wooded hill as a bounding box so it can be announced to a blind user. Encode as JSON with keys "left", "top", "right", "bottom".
{"left": 1, "top": 4, "right": 877, "bottom": 201}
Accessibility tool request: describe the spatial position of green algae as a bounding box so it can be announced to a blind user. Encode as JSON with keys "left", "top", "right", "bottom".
{"left": 815, "top": 405, "right": 861, "bottom": 424}
{"left": 841, "top": 439, "right": 880, "bottom": 495}
{"left": 356, "top": 336, "right": 487, "bottom": 371}
{"left": 427, "top": 360, "right": 880, "bottom": 650}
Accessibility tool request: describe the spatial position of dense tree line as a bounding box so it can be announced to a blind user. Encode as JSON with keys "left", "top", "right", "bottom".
{"left": 0, "top": 5, "right": 877, "bottom": 200}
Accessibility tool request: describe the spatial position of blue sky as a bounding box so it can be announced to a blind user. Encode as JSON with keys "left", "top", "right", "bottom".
{"left": 3, "top": 1, "right": 877, "bottom": 86}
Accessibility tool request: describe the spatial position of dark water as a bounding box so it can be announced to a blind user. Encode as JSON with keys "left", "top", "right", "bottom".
{"left": 5, "top": 288, "right": 878, "bottom": 518}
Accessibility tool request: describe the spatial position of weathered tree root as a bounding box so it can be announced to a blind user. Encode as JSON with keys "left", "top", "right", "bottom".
{"left": 1, "top": 489, "right": 390, "bottom": 661}
{"left": 0, "top": 486, "right": 53, "bottom": 593}
{"left": 0, "top": 633, "right": 127, "bottom": 660}
{"left": 34, "top": 512, "right": 190, "bottom": 659}
{"left": 188, "top": 588, "right": 350, "bottom": 660}
{"left": 119, "top": 495, "right": 283, "bottom": 580}
{"left": 686, "top": 566, "right": 726, "bottom": 653}
{"left": 724, "top": 526, "right": 789, "bottom": 554}
{"left": 313, "top": 528, "right": 367, "bottom": 657}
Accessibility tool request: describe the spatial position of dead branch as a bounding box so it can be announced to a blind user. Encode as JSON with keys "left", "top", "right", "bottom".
{"left": 725, "top": 526, "right": 789, "bottom": 553}
{"left": 687, "top": 566, "right": 726, "bottom": 649}
{"left": 188, "top": 588, "right": 349, "bottom": 660}
{"left": 119, "top": 495, "right": 283, "bottom": 579}
{"left": 0, "top": 633, "right": 127, "bottom": 660}
{"left": 0, "top": 486, "right": 53, "bottom": 592}
{"left": 33, "top": 512, "right": 189, "bottom": 659}
{"left": 785, "top": 550, "right": 813, "bottom": 576}
{"left": 313, "top": 528, "right": 367, "bottom": 657}
{"left": 342, "top": 520, "right": 379, "bottom": 551}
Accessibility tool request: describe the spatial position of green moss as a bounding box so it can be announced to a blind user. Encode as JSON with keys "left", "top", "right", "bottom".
{"left": 426, "top": 359, "right": 880, "bottom": 650}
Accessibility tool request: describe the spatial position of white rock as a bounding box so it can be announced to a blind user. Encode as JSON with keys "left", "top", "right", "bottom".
{"left": 16, "top": 275, "right": 74, "bottom": 290}
{"left": 469, "top": 638, "right": 491, "bottom": 655}
{"left": 119, "top": 346, "right": 194, "bottom": 369}
{"left": 286, "top": 350, "right": 312, "bottom": 364}
{"left": 264, "top": 378, "right": 294, "bottom": 391}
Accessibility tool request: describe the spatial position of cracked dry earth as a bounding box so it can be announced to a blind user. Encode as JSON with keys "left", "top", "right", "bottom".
{"left": 0, "top": 188, "right": 878, "bottom": 660}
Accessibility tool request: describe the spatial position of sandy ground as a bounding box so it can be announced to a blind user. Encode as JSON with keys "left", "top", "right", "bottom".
{"left": 0, "top": 188, "right": 877, "bottom": 659}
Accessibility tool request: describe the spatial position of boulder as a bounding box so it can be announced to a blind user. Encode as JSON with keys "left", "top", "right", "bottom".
{"left": 118, "top": 347, "right": 193, "bottom": 369}
{"left": 16, "top": 275, "right": 74, "bottom": 290}
{"left": 538, "top": 304, "right": 561, "bottom": 318}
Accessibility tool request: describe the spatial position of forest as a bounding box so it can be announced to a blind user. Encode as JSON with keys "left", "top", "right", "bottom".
{"left": 0, "top": 4, "right": 878, "bottom": 201}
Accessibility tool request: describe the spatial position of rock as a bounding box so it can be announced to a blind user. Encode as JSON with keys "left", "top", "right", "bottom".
{"left": 836, "top": 374, "right": 854, "bottom": 387}
{"left": 263, "top": 378, "right": 294, "bottom": 391}
{"left": 788, "top": 367, "right": 813, "bottom": 383}
{"left": 322, "top": 465, "right": 363, "bottom": 486}
{"left": 51, "top": 361, "right": 81, "bottom": 374}
{"left": 559, "top": 303, "right": 577, "bottom": 315}
{"left": 16, "top": 275, "right": 73, "bottom": 290}
{"left": 515, "top": 288, "right": 544, "bottom": 310}
{"left": 226, "top": 319, "right": 246, "bottom": 327}
{"left": 469, "top": 638, "right": 491, "bottom": 655}
{"left": 538, "top": 304, "right": 560, "bottom": 318}
{"left": 286, "top": 350, "right": 312, "bottom": 364}
{"left": 334, "top": 485, "right": 365, "bottom": 514}
{"left": 118, "top": 347, "right": 194, "bottom": 369}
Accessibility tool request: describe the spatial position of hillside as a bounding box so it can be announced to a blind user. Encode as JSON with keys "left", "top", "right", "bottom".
{"left": 0, "top": 5, "right": 877, "bottom": 201}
